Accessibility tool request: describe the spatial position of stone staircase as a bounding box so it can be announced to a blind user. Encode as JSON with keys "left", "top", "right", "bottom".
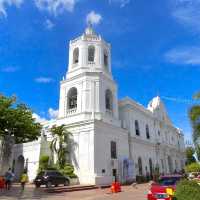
{"left": 45, "top": 184, "right": 110, "bottom": 193}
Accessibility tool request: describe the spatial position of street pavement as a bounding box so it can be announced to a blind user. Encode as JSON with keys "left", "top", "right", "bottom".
{"left": 0, "top": 183, "right": 150, "bottom": 200}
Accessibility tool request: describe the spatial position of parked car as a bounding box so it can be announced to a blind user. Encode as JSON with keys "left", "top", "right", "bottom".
{"left": 34, "top": 170, "right": 70, "bottom": 188}
{"left": 147, "top": 175, "right": 182, "bottom": 200}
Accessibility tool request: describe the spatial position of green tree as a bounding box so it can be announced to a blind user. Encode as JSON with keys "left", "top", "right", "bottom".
{"left": 0, "top": 94, "right": 41, "bottom": 143}
{"left": 185, "top": 162, "right": 200, "bottom": 173}
{"left": 0, "top": 94, "right": 42, "bottom": 169}
{"left": 50, "top": 125, "right": 71, "bottom": 169}
{"left": 185, "top": 147, "right": 196, "bottom": 164}
{"left": 189, "top": 92, "right": 200, "bottom": 160}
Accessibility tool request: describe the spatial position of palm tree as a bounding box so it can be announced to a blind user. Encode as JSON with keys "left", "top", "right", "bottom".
{"left": 50, "top": 125, "right": 71, "bottom": 169}
{"left": 189, "top": 92, "right": 200, "bottom": 160}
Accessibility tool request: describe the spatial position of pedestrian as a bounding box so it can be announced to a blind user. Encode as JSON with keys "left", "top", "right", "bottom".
{"left": 20, "top": 170, "right": 28, "bottom": 191}
{"left": 0, "top": 176, "right": 5, "bottom": 191}
{"left": 4, "top": 168, "right": 13, "bottom": 190}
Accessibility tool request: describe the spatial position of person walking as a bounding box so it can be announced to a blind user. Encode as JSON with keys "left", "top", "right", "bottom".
{"left": 0, "top": 176, "right": 5, "bottom": 191}
{"left": 4, "top": 168, "right": 13, "bottom": 190}
{"left": 20, "top": 170, "right": 28, "bottom": 191}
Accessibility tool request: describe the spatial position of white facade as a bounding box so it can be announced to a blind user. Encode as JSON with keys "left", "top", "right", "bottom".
{"left": 9, "top": 26, "right": 185, "bottom": 185}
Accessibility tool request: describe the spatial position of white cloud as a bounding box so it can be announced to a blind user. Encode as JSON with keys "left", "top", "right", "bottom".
{"left": 32, "top": 113, "right": 47, "bottom": 123}
{"left": 86, "top": 11, "right": 102, "bottom": 25}
{"left": 44, "top": 19, "right": 55, "bottom": 30}
{"left": 48, "top": 107, "right": 58, "bottom": 119}
{"left": 1, "top": 66, "right": 19, "bottom": 72}
{"left": 109, "top": 0, "right": 130, "bottom": 8}
{"left": 35, "top": 77, "right": 54, "bottom": 83}
{"left": 0, "top": 0, "right": 23, "bottom": 17}
{"left": 172, "top": 0, "right": 200, "bottom": 34}
{"left": 35, "top": 0, "right": 76, "bottom": 16}
{"left": 165, "top": 46, "right": 200, "bottom": 65}
{"left": 32, "top": 108, "right": 58, "bottom": 124}
{"left": 161, "top": 96, "right": 196, "bottom": 105}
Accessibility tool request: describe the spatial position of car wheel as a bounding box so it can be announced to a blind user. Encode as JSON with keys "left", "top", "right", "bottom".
{"left": 64, "top": 179, "right": 69, "bottom": 186}
{"left": 46, "top": 181, "right": 52, "bottom": 188}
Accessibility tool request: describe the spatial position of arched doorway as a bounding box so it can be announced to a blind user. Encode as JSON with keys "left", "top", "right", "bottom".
{"left": 167, "top": 156, "right": 173, "bottom": 174}
{"left": 15, "top": 155, "right": 25, "bottom": 181}
{"left": 149, "top": 158, "right": 153, "bottom": 178}
{"left": 138, "top": 157, "right": 143, "bottom": 175}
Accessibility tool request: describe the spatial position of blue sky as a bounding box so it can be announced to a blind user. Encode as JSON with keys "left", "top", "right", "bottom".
{"left": 0, "top": 0, "right": 200, "bottom": 142}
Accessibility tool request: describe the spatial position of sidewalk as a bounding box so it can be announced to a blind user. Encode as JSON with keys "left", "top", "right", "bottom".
{"left": 0, "top": 183, "right": 149, "bottom": 200}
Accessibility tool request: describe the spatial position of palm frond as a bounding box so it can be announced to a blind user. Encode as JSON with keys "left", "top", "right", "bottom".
{"left": 193, "top": 92, "right": 200, "bottom": 100}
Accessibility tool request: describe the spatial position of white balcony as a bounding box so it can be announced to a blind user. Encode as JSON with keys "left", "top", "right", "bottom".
{"left": 66, "top": 108, "right": 77, "bottom": 116}
{"left": 88, "top": 61, "right": 95, "bottom": 65}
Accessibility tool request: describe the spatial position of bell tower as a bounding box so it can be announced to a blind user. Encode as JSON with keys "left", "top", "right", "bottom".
{"left": 67, "top": 25, "right": 112, "bottom": 79}
{"left": 58, "top": 25, "right": 120, "bottom": 126}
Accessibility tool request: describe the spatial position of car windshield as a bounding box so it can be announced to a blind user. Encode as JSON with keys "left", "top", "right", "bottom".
{"left": 158, "top": 177, "right": 181, "bottom": 186}
{"left": 46, "top": 171, "right": 57, "bottom": 176}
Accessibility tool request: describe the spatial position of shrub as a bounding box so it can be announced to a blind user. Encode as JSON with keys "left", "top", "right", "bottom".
{"left": 174, "top": 180, "right": 200, "bottom": 200}
{"left": 39, "top": 155, "right": 49, "bottom": 171}
{"left": 59, "top": 164, "right": 78, "bottom": 179}
{"left": 185, "top": 162, "right": 200, "bottom": 173}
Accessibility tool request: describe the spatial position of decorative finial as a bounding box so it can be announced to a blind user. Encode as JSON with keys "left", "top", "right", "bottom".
{"left": 85, "top": 21, "right": 95, "bottom": 35}
{"left": 87, "top": 20, "right": 92, "bottom": 28}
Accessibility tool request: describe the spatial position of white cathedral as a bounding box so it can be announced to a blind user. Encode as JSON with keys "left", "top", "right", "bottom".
{"left": 7, "top": 26, "right": 185, "bottom": 185}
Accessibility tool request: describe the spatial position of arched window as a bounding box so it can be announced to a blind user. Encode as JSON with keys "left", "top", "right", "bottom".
{"left": 73, "top": 48, "right": 79, "bottom": 64}
{"left": 88, "top": 45, "right": 95, "bottom": 62}
{"left": 67, "top": 87, "right": 77, "bottom": 109}
{"left": 104, "top": 50, "right": 108, "bottom": 69}
{"left": 146, "top": 124, "right": 150, "bottom": 139}
{"left": 105, "top": 89, "right": 113, "bottom": 111}
{"left": 138, "top": 157, "right": 143, "bottom": 175}
{"left": 135, "top": 120, "right": 140, "bottom": 136}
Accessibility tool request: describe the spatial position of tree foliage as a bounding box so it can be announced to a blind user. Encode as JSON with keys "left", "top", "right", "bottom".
{"left": 59, "top": 164, "right": 77, "bottom": 178}
{"left": 39, "top": 155, "right": 49, "bottom": 171}
{"left": 175, "top": 180, "right": 200, "bottom": 200}
{"left": 50, "top": 125, "right": 71, "bottom": 169}
{"left": 185, "top": 163, "right": 200, "bottom": 173}
{"left": 0, "top": 94, "right": 42, "bottom": 143}
{"left": 189, "top": 92, "right": 200, "bottom": 160}
{"left": 185, "top": 147, "right": 196, "bottom": 164}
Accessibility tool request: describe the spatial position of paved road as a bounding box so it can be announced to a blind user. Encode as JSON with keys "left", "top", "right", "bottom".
{"left": 0, "top": 183, "right": 149, "bottom": 200}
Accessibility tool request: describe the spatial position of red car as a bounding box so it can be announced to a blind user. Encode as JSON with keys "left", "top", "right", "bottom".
{"left": 147, "top": 175, "right": 182, "bottom": 200}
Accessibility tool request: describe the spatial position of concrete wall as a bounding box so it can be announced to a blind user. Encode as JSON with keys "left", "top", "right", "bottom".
{"left": 13, "top": 140, "right": 41, "bottom": 182}
{"left": 94, "top": 120, "right": 130, "bottom": 185}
